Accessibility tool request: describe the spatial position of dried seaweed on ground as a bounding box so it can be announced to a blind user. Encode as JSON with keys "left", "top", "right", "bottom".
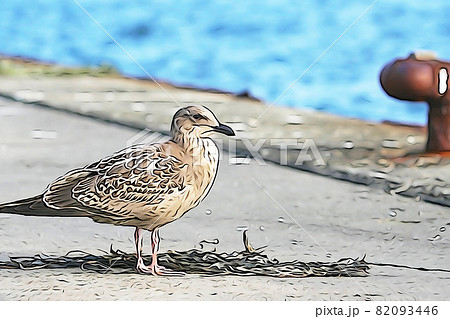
{"left": 0, "top": 232, "right": 369, "bottom": 278}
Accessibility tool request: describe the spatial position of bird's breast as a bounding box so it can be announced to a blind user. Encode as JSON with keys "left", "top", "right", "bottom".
{"left": 190, "top": 138, "right": 219, "bottom": 195}
{"left": 154, "top": 138, "right": 220, "bottom": 226}
{"left": 178, "top": 139, "right": 219, "bottom": 211}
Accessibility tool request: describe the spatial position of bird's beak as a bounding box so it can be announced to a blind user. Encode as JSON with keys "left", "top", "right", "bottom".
{"left": 213, "top": 123, "right": 235, "bottom": 136}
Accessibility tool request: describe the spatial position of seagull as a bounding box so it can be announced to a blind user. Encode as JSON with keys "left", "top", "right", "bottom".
{"left": 0, "top": 105, "right": 235, "bottom": 275}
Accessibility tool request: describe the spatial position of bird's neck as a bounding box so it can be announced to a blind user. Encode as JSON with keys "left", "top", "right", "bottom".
{"left": 172, "top": 132, "right": 196, "bottom": 148}
{"left": 172, "top": 133, "right": 219, "bottom": 165}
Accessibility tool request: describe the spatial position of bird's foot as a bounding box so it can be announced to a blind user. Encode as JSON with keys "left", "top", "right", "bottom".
{"left": 135, "top": 261, "right": 153, "bottom": 274}
{"left": 135, "top": 261, "right": 184, "bottom": 276}
{"left": 151, "top": 263, "right": 185, "bottom": 276}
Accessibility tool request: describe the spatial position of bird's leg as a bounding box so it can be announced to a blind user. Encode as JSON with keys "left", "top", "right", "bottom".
{"left": 149, "top": 228, "right": 184, "bottom": 276}
{"left": 134, "top": 227, "right": 152, "bottom": 274}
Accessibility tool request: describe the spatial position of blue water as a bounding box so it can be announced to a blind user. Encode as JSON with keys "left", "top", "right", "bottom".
{"left": 1, "top": 1, "right": 450, "bottom": 125}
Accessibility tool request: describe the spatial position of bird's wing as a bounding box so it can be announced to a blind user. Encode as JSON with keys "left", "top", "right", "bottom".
{"left": 42, "top": 143, "right": 188, "bottom": 222}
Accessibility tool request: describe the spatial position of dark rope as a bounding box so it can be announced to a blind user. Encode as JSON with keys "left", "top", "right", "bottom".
{"left": 1, "top": 232, "right": 446, "bottom": 276}
{"left": 366, "top": 261, "right": 450, "bottom": 273}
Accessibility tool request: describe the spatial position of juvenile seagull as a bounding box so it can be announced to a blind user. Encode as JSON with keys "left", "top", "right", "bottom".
{"left": 0, "top": 105, "right": 235, "bottom": 275}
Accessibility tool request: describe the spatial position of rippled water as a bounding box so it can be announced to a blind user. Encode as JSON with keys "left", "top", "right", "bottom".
{"left": 1, "top": 0, "right": 450, "bottom": 125}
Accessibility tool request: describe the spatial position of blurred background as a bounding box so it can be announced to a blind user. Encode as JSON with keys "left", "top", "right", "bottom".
{"left": 1, "top": 0, "right": 449, "bottom": 125}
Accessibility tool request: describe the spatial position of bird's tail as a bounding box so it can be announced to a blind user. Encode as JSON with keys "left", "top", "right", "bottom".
{"left": 0, "top": 195, "right": 88, "bottom": 217}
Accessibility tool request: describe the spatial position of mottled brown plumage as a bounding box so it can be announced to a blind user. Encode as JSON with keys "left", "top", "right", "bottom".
{"left": 0, "top": 105, "right": 235, "bottom": 275}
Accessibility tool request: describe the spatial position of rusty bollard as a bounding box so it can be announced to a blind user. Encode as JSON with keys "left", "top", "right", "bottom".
{"left": 380, "top": 52, "right": 450, "bottom": 152}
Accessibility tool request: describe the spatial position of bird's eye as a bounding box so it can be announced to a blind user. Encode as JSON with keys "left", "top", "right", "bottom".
{"left": 192, "top": 114, "right": 203, "bottom": 120}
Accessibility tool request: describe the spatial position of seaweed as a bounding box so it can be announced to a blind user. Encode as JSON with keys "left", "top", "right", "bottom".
{"left": 0, "top": 232, "right": 369, "bottom": 277}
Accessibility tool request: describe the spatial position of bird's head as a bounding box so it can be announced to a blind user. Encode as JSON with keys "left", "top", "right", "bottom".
{"left": 170, "top": 105, "right": 235, "bottom": 142}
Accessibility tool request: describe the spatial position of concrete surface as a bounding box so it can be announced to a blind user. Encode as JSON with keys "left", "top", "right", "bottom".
{"left": 0, "top": 96, "right": 449, "bottom": 300}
